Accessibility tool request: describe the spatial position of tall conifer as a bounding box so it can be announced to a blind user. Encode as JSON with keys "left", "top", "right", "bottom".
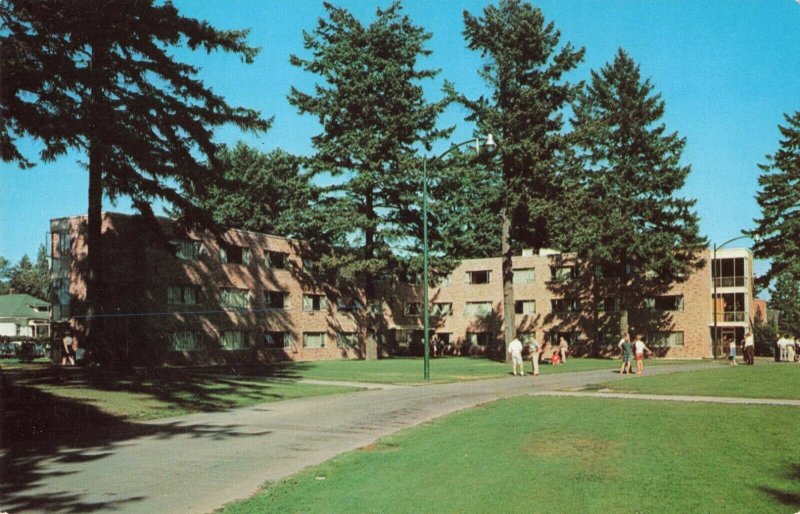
{"left": 458, "top": 0, "right": 584, "bottom": 350}
{"left": 1, "top": 0, "right": 267, "bottom": 363}
{"left": 288, "top": 2, "right": 448, "bottom": 358}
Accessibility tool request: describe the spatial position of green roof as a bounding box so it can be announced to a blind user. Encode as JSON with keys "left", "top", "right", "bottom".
{"left": 0, "top": 294, "right": 50, "bottom": 321}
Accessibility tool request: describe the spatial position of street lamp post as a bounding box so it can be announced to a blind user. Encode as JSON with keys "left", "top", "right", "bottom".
{"left": 423, "top": 134, "right": 495, "bottom": 381}
{"left": 711, "top": 235, "right": 755, "bottom": 359}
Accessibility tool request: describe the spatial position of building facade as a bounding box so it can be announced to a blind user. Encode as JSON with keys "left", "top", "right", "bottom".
{"left": 50, "top": 213, "right": 754, "bottom": 362}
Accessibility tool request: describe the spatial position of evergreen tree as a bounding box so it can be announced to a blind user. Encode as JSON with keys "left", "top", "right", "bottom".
{"left": 191, "top": 143, "right": 313, "bottom": 238}
{"left": 288, "top": 1, "right": 449, "bottom": 358}
{"left": 0, "top": 257, "right": 10, "bottom": 295}
{"left": 749, "top": 111, "right": 800, "bottom": 286}
{"left": 770, "top": 272, "right": 800, "bottom": 339}
{"left": 566, "top": 49, "right": 705, "bottom": 342}
{"left": 457, "top": 0, "right": 584, "bottom": 349}
{"left": 1, "top": 0, "right": 267, "bottom": 364}
{"left": 7, "top": 247, "right": 49, "bottom": 299}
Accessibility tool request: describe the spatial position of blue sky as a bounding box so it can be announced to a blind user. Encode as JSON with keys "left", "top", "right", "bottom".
{"left": 2, "top": 0, "right": 799, "bottom": 279}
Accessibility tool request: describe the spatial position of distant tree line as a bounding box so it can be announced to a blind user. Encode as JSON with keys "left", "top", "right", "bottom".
{"left": 0, "top": 245, "right": 49, "bottom": 300}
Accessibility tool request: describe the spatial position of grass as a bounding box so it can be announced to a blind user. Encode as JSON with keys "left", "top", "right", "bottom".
{"left": 593, "top": 363, "right": 800, "bottom": 400}
{"left": 280, "top": 356, "right": 707, "bottom": 384}
{"left": 220, "top": 396, "right": 800, "bottom": 513}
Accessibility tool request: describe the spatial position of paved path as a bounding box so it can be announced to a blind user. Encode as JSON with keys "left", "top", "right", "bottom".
{"left": 2, "top": 361, "right": 779, "bottom": 514}
{"left": 534, "top": 390, "right": 800, "bottom": 406}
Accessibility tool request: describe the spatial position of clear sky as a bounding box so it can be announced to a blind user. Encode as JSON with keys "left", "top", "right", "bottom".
{"left": 2, "top": 0, "right": 799, "bottom": 279}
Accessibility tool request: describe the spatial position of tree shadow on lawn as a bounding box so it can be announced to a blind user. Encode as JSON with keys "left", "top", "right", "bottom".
{"left": 0, "top": 365, "right": 302, "bottom": 513}
{"left": 757, "top": 463, "right": 800, "bottom": 509}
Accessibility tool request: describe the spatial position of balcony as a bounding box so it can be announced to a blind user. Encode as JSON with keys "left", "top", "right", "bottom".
{"left": 713, "top": 276, "right": 747, "bottom": 288}
{"left": 713, "top": 311, "right": 746, "bottom": 322}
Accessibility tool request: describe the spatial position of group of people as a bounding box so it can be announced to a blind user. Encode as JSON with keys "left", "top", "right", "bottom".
{"left": 60, "top": 330, "right": 79, "bottom": 366}
{"left": 506, "top": 335, "right": 569, "bottom": 376}
{"left": 725, "top": 332, "right": 798, "bottom": 365}
{"left": 776, "top": 334, "right": 798, "bottom": 362}
{"left": 617, "top": 333, "right": 652, "bottom": 375}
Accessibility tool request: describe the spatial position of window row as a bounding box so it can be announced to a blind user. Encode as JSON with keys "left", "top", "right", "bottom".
{"left": 169, "top": 330, "right": 359, "bottom": 351}
{"left": 167, "top": 286, "right": 329, "bottom": 312}
{"left": 172, "top": 239, "right": 293, "bottom": 270}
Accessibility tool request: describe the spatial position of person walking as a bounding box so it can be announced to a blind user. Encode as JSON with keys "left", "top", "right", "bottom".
{"left": 727, "top": 336, "right": 737, "bottom": 365}
{"left": 633, "top": 334, "right": 652, "bottom": 375}
{"left": 618, "top": 333, "right": 633, "bottom": 375}
{"left": 528, "top": 335, "right": 541, "bottom": 376}
{"left": 61, "top": 330, "right": 75, "bottom": 366}
{"left": 743, "top": 331, "right": 755, "bottom": 365}
{"left": 508, "top": 336, "right": 524, "bottom": 376}
{"left": 559, "top": 336, "right": 569, "bottom": 364}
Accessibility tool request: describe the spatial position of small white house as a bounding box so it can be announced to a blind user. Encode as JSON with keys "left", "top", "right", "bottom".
{"left": 0, "top": 294, "right": 51, "bottom": 337}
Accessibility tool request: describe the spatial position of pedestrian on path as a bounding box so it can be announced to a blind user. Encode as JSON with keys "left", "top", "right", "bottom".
{"left": 727, "top": 337, "right": 737, "bottom": 365}
{"left": 508, "top": 336, "right": 524, "bottom": 376}
{"left": 618, "top": 333, "right": 633, "bottom": 374}
{"left": 559, "top": 336, "right": 569, "bottom": 364}
{"left": 528, "top": 335, "right": 541, "bottom": 376}
{"left": 633, "top": 334, "right": 652, "bottom": 375}
{"left": 743, "top": 331, "right": 755, "bottom": 365}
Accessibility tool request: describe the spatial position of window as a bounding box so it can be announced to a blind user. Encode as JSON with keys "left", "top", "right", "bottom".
{"left": 404, "top": 302, "right": 422, "bottom": 316}
{"left": 515, "top": 300, "right": 535, "bottom": 315}
{"left": 221, "top": 288, "right": 250, "bottom": 309}
{"left": 550, "top": 266, "right": 577, "bottom": 281}
{"left": 466, "top": 270, "right": 491, "bottom": 284}
{"left": 337, "top": 332, "right": 358, "bottom": 349}
{"left": 513, "top": 268, "right": 535, "bottom": 284}
{"left": 714, "top": 292, "right": 746, "bottom": 322}
{"left": 168, "top": 285, "right": 204, "bottom": 305}
{"left": 712, "top": 257, "right": 746, "bottom": 287}
{"left": 220, "top": 243, "right": 250, "bottom": 265}
{"left": 336, "top": 298, "right": 364, "bottom": 312}
{"left": 395, "top": 329, "right": 422, "bottom": 347}
{"left": 551, "top": 298, "right": 580, "bottom": 313}
{"left": 170, "top": 331, "right": 201, "bottom": 351}
{"left": 431, "top": 302, "right": 453, "bottom": 316}
{"left": 265, "top": 331, "right": 293, "bottom": 348}
{"left": 648, "top": 295, "right": 684, "bottom": 311}
{"left": 597, "top": 297, "right": 619, "bottom": 312}
{"left": 265, "top": 291, "right": 289, "bottom": 309}
{"left": 221, "top": 331, "right": 249, "bottom": 350}
{"left": 465, "top": 301, "right": 493, "bottom": 317}
{"left": 173, "top": 239, "right": 205, "bottom": 260}
{"left": 467, "top": 332, "right": 493, "bottom": 346}
{"left": 594, "top": 263, "right": 629, "bottom": 278}
{"left": 266, "top": 251, "right": 288, "bottom": 269}
{"left": 303, "top": 332, "right": 325, "bottom": 348}
{"left": 648, "top": 331, "right": 684, "bottom": 348}
{"left": 303, "top": 294, "right": 327, "bottom": 311}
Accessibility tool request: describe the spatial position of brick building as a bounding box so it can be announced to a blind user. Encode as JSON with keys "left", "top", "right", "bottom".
{"left": 50, "top": 213, "right": 754, "bottom": 362}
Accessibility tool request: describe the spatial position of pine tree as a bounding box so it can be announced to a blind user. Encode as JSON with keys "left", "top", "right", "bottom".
{"left": 288, "top": 1, "right": 448, "bottom": 358}
{"left": 0, "top": 257, "right": 10, "bottom": 295}
{"left": 457, "top": 0, "right": 584, "bottom": 350}
{"left": 770, "top": 273, "right": 800, "bottom": 339}
{"left": 567, "top": 49, "right": 705, "bottom": 344}
{"left": 1, "top": 0, "right": 267, "bottom": 364}
{"left": 9, "top": 250, "right": 48, "bottom": 300}
{"left": 191, "top": 143, "right": 313, "bottom": 238}
{"left": 749, "top": 111, "right": 800, "bottom": 286}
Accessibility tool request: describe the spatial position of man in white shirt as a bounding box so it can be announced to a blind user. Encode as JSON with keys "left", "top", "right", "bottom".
{"left": 508, "top": 336, "right": 524, "bottom": 376}
{"left": 743, "top": 332, "right": 755, "bottom": 365}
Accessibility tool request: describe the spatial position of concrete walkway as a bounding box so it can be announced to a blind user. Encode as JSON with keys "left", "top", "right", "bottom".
{"left": 534, "top": 390, "right": 800, "bottom": 406}
{"left": 2, "top": 361, "right": 784, "bottom": 514}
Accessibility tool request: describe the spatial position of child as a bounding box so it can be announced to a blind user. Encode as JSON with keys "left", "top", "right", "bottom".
{"left": 550, "top": 351, "right": 561, "bottom": 366}
{"left": 633, "top": 334, "right": 652, "bottom": 375}
{"left": 727, "top": 337, "right": 737, "bottom": 365}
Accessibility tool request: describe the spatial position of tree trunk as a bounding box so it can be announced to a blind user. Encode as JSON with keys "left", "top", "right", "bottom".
{"left": 85, "top": 43, "right": 107, "bottom": 365}
{"left": 501, "top": 205, "right": 514, "bottom": 361}
{"left": 363, "top": 190, "right": 378, "bottom": 360}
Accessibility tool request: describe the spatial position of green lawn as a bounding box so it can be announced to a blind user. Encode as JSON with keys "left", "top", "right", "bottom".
{"left": 221, "top": 396, "right": 800, "bottom": 513}
{"left": 282, "top": 356, "right": 707, "bottom": 384}
{"left": 595, "top": 364, "right": 800, "bottom": 400}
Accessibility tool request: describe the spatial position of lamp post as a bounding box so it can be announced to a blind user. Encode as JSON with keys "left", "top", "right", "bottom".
{"left": 712, "top": 235, "right": 755, "bottom": 359}
{"left": 423, "top": 134, "right": 496, "bottom": 380}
